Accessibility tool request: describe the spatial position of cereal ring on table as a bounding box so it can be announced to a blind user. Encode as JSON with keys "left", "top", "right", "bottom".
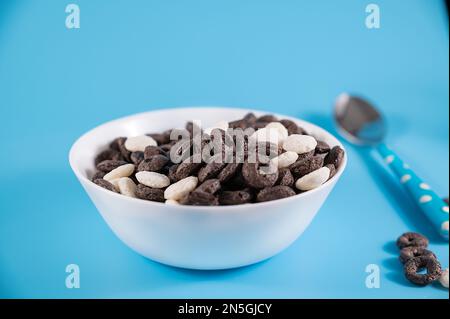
{"left": 256, "top": 185, "right": 296, "bottom": 202}
{"left": 404, "top": 256, "right": 442, "bottom": 286}
{"left": 242, "top": 162, "right": 278, "bottom": 189}
{"left": 219, "top": 189, "right": 253, "bottom": 205}
{"left": 396, "top": 232, "right": 429, "bottom": 249}
{"left": 399, "top": 247, "right": 436, "bottom": 264}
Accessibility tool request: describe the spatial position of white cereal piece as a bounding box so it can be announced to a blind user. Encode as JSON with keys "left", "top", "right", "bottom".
{"left": 271, "top": 151, "right": 299, "bottom": 169}
{"left": 124, "top": 135, "right": 157, "bottom": 152}
{"left": 165, "top": 199, "right": 180, "bottom": 205}
{"left": 164, "top": 176, "right": 199, "bottom": 201}
{"left": 103, "top": 164, "right": 135, "bottom": 181}
{"left": 295, "top": 167, "right": 330, "bottom": 191}
{"left": 250, "top": 127, "right": 282, "bottom": 145}
{"left": 439, "top": 268, "right": 449, "bottom": 289}
{"left": 117, "top": 177, "right": 137, "bottom": 198}
{"left": 203, "top": 120, "right": 229, "bottom": 135}
{"left": 136, "top": 171, "right": 170, "bottom": 189}
{"left": 283, "top": 134, "right": 317, "bottom": 154}
{"left": 265, "top": 122, "right": 288, "bottom": 141}
{"left": 109, "top": 178, "right": 121, "bottom": 189}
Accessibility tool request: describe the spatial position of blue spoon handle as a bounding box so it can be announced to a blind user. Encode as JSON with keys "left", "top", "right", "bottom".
{"left": 376, "top": 143, "right": 449, "bottom": 239}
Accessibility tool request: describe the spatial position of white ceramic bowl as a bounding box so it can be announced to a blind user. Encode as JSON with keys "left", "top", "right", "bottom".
{"left": 69, "top": 107, "right": 347, "bottom": 270}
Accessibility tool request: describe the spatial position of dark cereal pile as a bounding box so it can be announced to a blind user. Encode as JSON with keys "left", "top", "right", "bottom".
{"left": 90, "top": 113, "right": 345, "bottom": 206}
{"left": 395, "top": 232, "right": 447, "bottom": 287}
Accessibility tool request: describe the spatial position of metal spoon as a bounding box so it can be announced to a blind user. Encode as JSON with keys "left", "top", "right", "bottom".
{"left": 334, "top": 93, "right": 449, "bottom": 240}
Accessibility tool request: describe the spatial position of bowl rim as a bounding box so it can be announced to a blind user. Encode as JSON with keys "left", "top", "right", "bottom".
{"left": 69, "top": 106, "right": 347, "bottom": 211}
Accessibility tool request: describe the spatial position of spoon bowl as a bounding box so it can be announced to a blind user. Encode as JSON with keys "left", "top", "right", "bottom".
{"left": 334, "top": 93, "right": 386, "bottom": 146}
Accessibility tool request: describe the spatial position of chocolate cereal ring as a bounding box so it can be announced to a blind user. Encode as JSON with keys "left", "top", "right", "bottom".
{"left": 404, "top": 256, "right": 442, "bottom": 286}
{"left": 217, "top": 163, "right": 242, "bottom": 183}
{"left": 289, "top": 155, "right": 324, "bottom": 178}
{"left": 195, "top": 179, "right": 221, "bottom": 194}
{"left": 256, "top": 185, "right": 296, "bottom": 202}
{"left": 198, "top": 162, "right": 226, "bottom": 182}
{"left": 130, "top": 151, "right": 145, "bottom": 165}
{"left": 242, "top": 162, "right": 278, "bottom": 189}
{"left": 315, "top": 140, "right": 330, "bottom": 154}
{"left": 219, "top": 189, "right": 253, "bottom": 205}
{"left": 138, "top": 155, "right": 169, "bottom": 172}
{"left": 399, "top": 246, "right": 437, "bottom": 264}
{"left": 324, "top": 146, "right": 344, "bottom": 169}
{"left": 396, "top": 232, "right": 429, "bottom": 249}
{"left": 135, "top": 184, "right": 165, "bottom": 202}
{"left": 93, "top": 179, "right": 118, "bottom": 193}
{"left": 91, "top": 170, "right": 106, "bottom": 182}
{"left": 144, "top": 145, "right": 166, "bottom": 159}
{"left": 186, "top": 191, "right": 219, "bottom": 206}
{"left": 94, "top": 149, "right": 123, "bottom": 165}
{"left": 277, "top": 168, "right": 294, "bottom": 187}
{"left": 96, "top": 160, "right": 128, "bottom": 173}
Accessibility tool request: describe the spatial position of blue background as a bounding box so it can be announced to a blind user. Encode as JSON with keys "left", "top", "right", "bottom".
{"left": 0, "top": 0, "right": 448, "bottom": 298}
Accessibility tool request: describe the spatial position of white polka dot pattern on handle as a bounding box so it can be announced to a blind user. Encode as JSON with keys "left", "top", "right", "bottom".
{"left": 419, "top": 183, "right": 431, "bottom": 190}
{"left": 442, "top": 221, "right": 449, "bottom": 233}
{"left": 400, "top": 174, "right": 411, "bottom": 183}
{"left": 443, "top": 206, "right": 449, "bottom": 213}
{"left": 385, "top": 155, "right": 395, "bottom": 164}
{"left": 419, "top": 195, "right": 432, "bottom": 204}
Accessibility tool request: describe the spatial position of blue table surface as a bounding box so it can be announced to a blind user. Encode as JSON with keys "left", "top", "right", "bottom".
{"left": 0, "top": 0, "right": 448, "bottom": 298}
